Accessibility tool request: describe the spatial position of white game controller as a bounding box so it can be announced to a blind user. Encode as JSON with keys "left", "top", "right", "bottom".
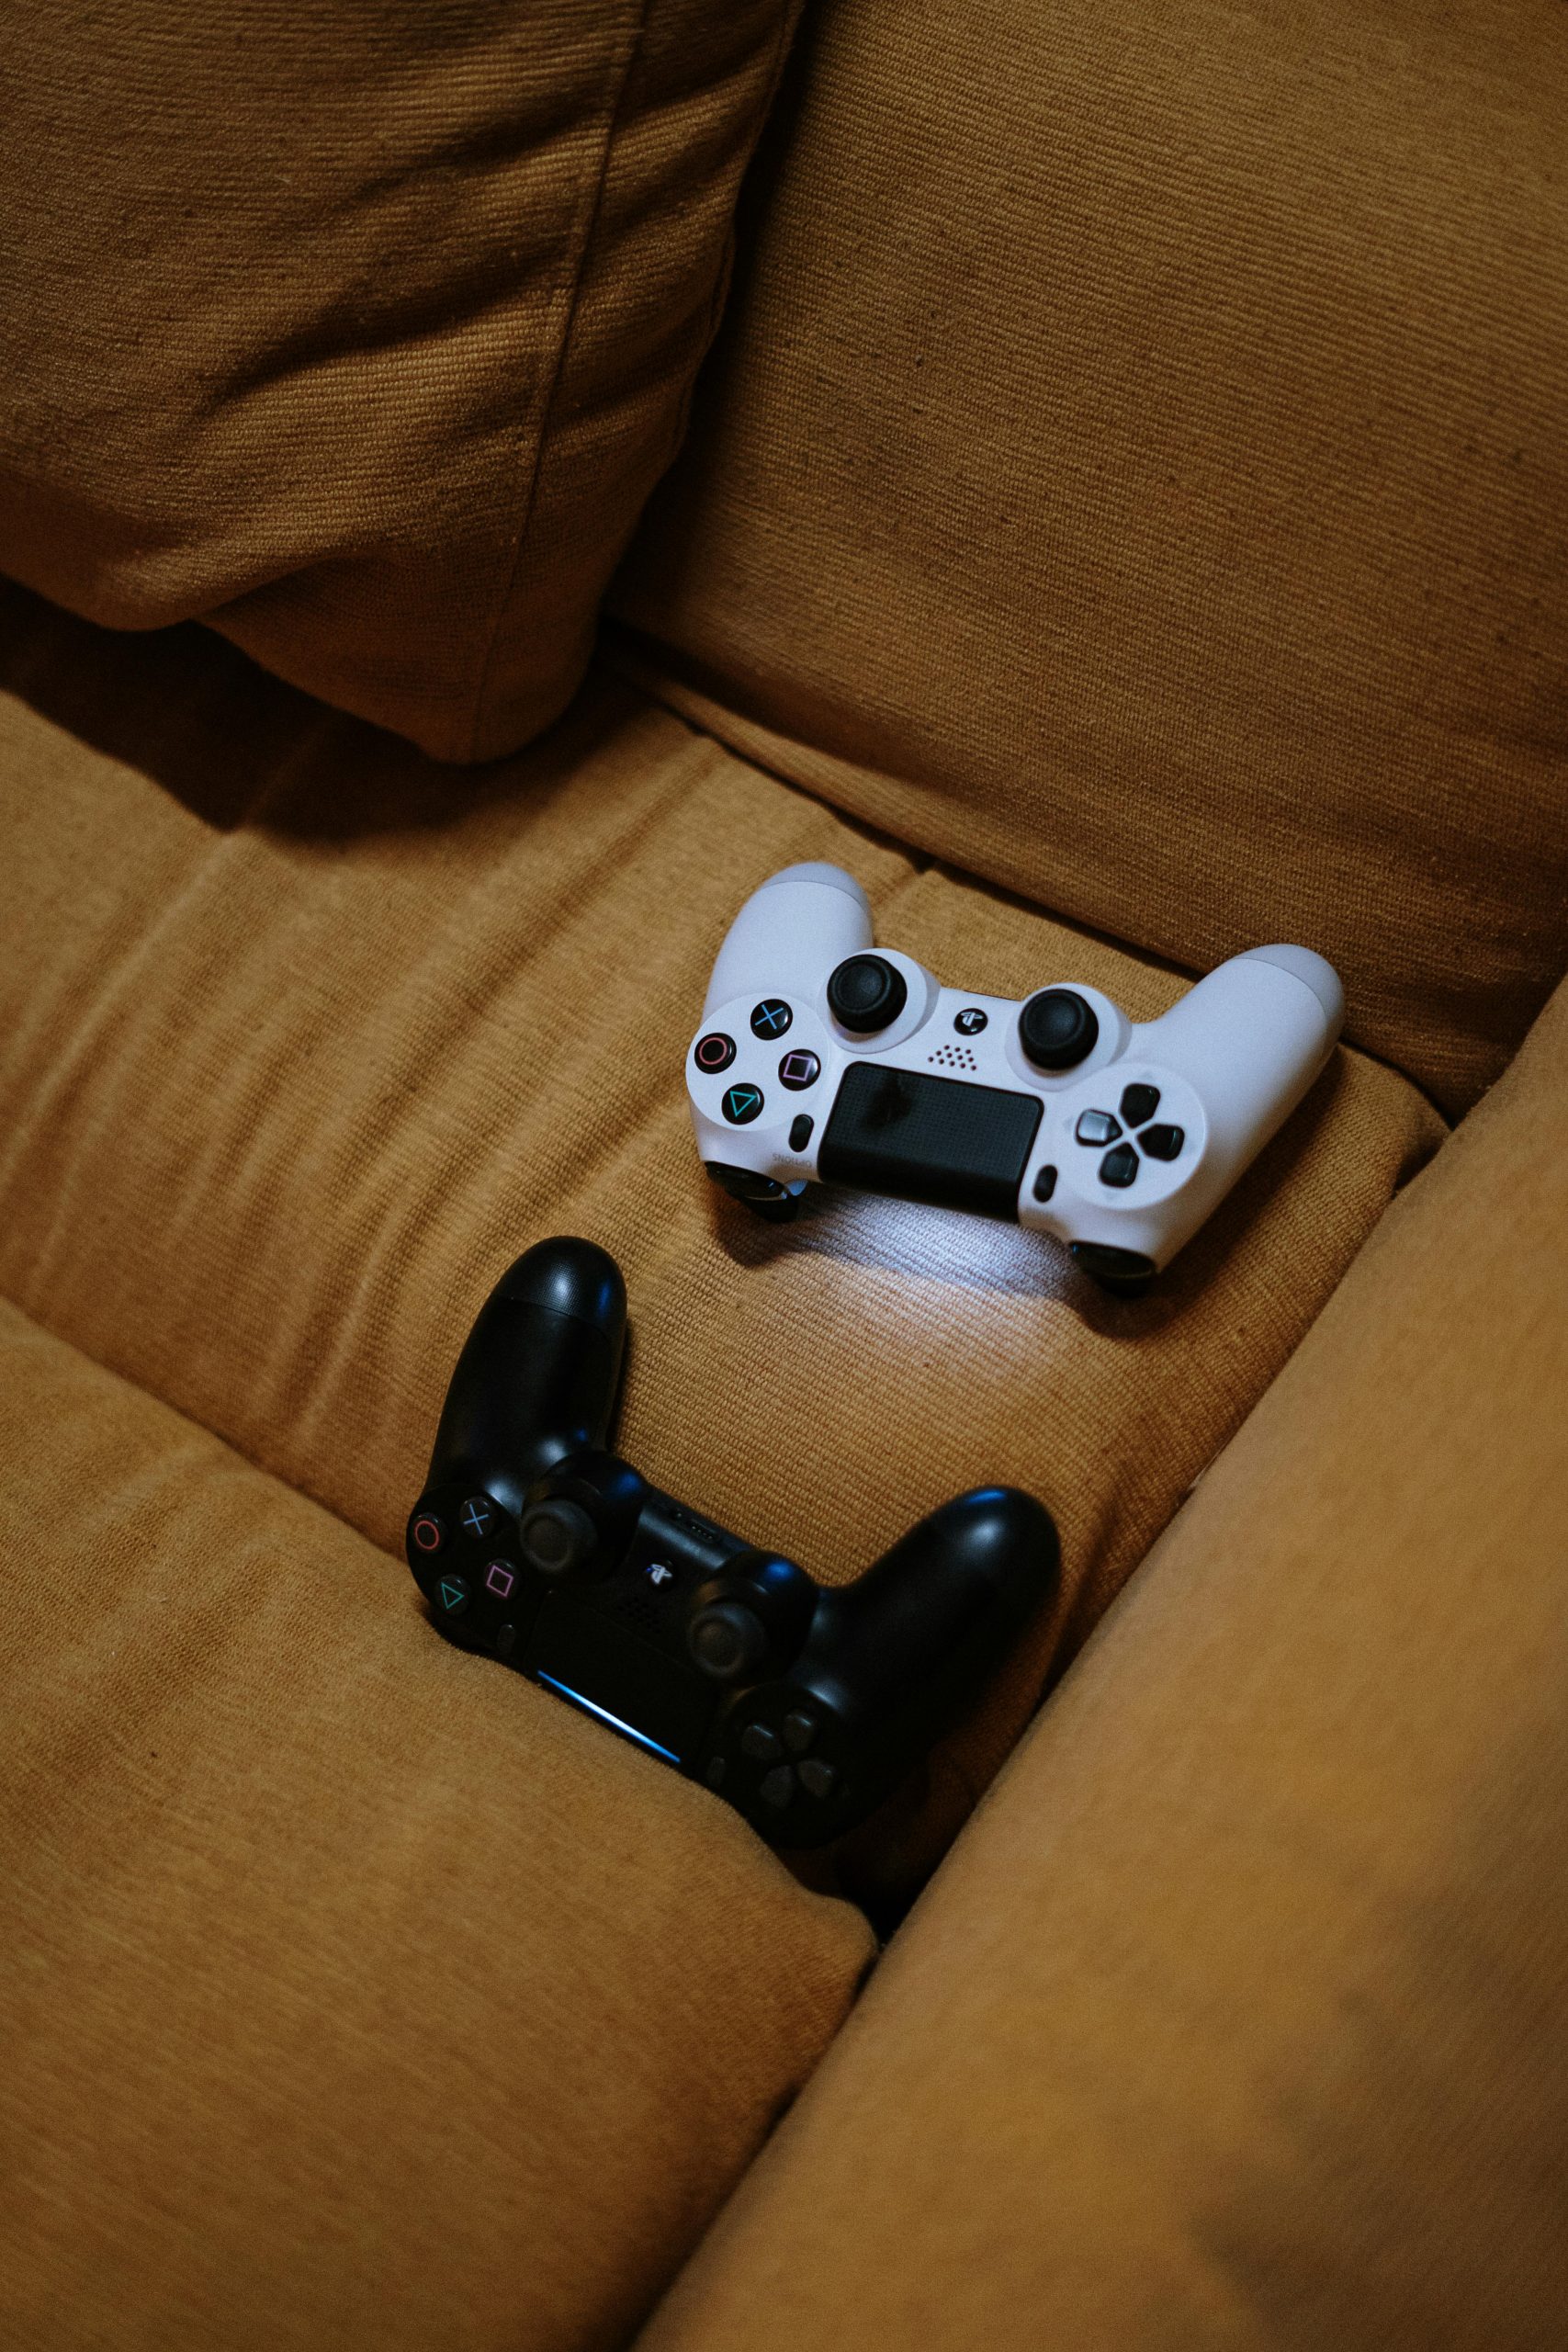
{"left": 686, "top": 864, "right": 1344, "bottom": 1293}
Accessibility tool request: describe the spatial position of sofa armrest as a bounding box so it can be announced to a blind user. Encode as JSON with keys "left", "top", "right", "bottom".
{"left": 638, "top": 974, "right": 1568, "bottom": 2350}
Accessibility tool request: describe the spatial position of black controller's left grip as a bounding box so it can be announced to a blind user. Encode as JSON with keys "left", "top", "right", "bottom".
{"left": 807, "top": 1487, "right": 1058, "bottom": 1743}
{"left": 423, "top": 1238, "right": 626, "bottom": 1517}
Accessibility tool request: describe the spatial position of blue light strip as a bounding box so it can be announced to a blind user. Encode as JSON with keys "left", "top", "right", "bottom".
{"left": 536, "top": 1673, "right": 682, "bottom": 1766}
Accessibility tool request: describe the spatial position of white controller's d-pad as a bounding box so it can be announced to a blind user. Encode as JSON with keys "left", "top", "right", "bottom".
{"left": 1047, "top": 1068, "right": 1207, "bottom": 1215}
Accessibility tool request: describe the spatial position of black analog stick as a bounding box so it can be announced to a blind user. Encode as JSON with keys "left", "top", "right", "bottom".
{"left": 688, "top": 1600, "right": 770, "bottom": 1681}
{"left": 1019, "top": 988, "right": 1100, "bottom": 1071}
{"left": 828, "top": 954, "right": 908, "bottom": 1035}
{"left": 518, "top": 1498, "right": 597, "bottom": 1576}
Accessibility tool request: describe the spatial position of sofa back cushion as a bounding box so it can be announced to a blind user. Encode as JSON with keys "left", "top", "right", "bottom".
{"left": 611, "top": 0, "right": 1568, "bottom": 1115}
{"left": 0, "top": 0, "right": 799, "bottom": 761}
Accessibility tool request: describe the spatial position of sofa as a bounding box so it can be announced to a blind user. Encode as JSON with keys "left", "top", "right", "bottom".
{"left": 2, "top": 2, "right": 1565, "bottom": 2346}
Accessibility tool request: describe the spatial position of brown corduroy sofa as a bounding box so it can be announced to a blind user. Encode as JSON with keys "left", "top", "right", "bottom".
{"left": 3, "top": 5, "right": 1567, "bottom": 2347}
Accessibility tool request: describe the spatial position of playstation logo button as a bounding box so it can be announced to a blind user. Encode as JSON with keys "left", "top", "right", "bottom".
{"left": 954, "top": 1008, "right": 988, "bottom": 1035}
{"left": 778, "top": 1049, "right": 820, "bottom": 1090}
{"left": 722, "top": 1083, "right": 764, "bottom": 1125}
{"left": 694, "top": 1032, "right": 737, "bottom": 1074}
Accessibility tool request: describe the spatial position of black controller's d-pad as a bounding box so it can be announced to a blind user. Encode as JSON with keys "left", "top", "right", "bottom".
{"left": 711, "top": 1692, "right": 849, "bottom": 1836}
{"left": 1072, "top": 1084, "right": 1188, "bottom": 1191}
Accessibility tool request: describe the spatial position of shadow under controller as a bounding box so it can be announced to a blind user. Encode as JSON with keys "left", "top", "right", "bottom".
{"left": 407, "top": 1239, "right": 1059, "bottom": 1848}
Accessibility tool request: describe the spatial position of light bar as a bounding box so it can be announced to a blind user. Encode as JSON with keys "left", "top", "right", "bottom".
{"left": 535, "top": 1673, "right": 682, "bottom": 1766}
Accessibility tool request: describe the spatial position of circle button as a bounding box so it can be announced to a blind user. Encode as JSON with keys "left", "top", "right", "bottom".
{"left": 954, "top": 1007, "right": 988, "bottom": 1035}
{"left": 694, "top": 1032, "right": 737, "bottom": 1074}
{"left": 722, "top": 1083, "right": 764, "bottom": 1125}
{"left": 409, "top": 1512, "right": 444, "bottom": 1555}
{"left": 778, "top": 1049, "right": 820, "bottom": 1091}
{"left": 750, "top": 999, "right": 793, "bottom": 1039}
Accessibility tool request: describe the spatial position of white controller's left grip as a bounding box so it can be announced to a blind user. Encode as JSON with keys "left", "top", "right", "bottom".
{"left": 704, "top": 864, "right": 873, "bottom": 1016}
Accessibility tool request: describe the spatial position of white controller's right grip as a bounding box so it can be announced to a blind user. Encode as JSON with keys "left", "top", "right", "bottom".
{"left": 1123, "top": 948, "right": 1344, "bottom": 1260}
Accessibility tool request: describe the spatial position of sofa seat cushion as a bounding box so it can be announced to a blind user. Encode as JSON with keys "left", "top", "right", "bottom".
{"left": 630, "top": 979, "right": 1568, "bottom": 2352}
{"left": 0, "top": 1297, "right": 871, "bottom": 2351}
{"left": 611, "top": 0, "right": 1568, "bottom": 1115}
{"left": 0, "top": 582, "right": 1442, "bottom": 1871}
{"left": 0, "top": 0, "right": 802, "bottom": 760}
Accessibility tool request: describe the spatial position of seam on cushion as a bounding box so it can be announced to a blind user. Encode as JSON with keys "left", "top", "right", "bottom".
{"left": 0, "top": 1285, "right": 385, "bottom": 1566}
{"left": 463, "top": 0, "right": 656, "bottom": 763}
{"left": 654, "top": 0, "right": 807, "bottom": 481}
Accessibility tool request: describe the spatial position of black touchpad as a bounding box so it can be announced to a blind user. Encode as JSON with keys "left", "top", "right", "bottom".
{"left": 525, "top": 1600, "right": 715, "bottom": 1767}
{"left": 818, "top": 1063, "right": 1042, "bottom": 1221}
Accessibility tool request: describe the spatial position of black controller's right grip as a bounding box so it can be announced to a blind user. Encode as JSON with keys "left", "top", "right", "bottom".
{"left": 716, "top": 1488, "right": 1058, "bottom": 1842}
{"left": 805, "top": 1487, "right": 1057, "bottom": 1732}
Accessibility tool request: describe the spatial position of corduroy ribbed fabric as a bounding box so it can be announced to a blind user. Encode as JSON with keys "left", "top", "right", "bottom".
{"left": 0, "top": 1298, "right": 872, "bottom": 2352}
{"left": 634, "top": 973, "right": 1568, "bottom": 2352}
{"left": 611, "top": 0, "right": 1568, "bottom": 1116}
{"left": 0, "top": 582, "right": 1443, "bottom": 1874}
{"left": 0, "top": 0, "right": 800, "bottom": 757}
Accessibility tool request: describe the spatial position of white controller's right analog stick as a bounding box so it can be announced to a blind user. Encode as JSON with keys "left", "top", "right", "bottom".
{"left": 1019, "top": 988, "right": 1100, "bottom": 1071}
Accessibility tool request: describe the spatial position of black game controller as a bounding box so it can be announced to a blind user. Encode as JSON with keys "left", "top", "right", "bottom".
{"left": 406, "top": 1238, "right": 1059, "bottom": 1848}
